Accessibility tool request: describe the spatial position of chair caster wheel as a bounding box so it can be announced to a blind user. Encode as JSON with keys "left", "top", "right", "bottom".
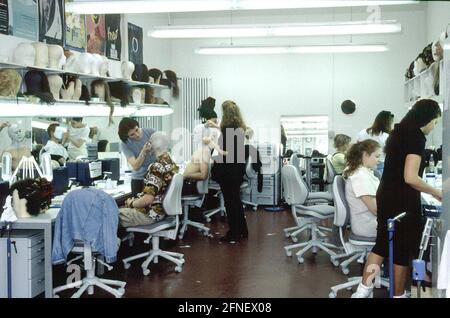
{"left": 341, "top": 268, "right": 350, "bottom": 275}
{"left": 252, "top": 207, "right": 257, "bottom": 211}
{"left": 331, "top": 259, "right": 340, "bottom": 267}
{"left": 175, "top": 266, "right": 183, "bottom": 273}
{"left": 123, "top": 262, "right": 131, "bottom": 269}
{"left": 143, "top": 269, "right": 150, "bottom": 276}
{"left": 346, "top": 286, "right": 353, "bottom": 291}
{"left": 206, "top": 218, "right": 211, "bottom": 223}
{"left": 53, "top": 294, "right": 60, "bottom": 298}
{"left": 118, "top": 288, "right": 125, "bottom": 296}
{"left": 291, "top": 236, "right": 298, "bottom": 243}
{"left": 203, "top": 231, "right": 209, "bottom": 236}
{"left": 178, "top": 234, "right": 184, "bottom": 240}
{"left": 329, "top": 291, "right": 337, "bottom": 298}
{"left": 297, "top": 257, "right": 305, "bottom": 264}
{"left": 284, "top": 232, "right": 290, "bottom": 238}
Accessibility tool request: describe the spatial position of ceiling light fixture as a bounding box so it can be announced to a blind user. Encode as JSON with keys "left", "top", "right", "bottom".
{"left": 196, "top": 44, "right": 388, "bottom": 55}
{"left": 150, "top": 21, "right": 401, "bottom": 39}
{"left": 66, "top": 0, "right": 418, "bottom": 14}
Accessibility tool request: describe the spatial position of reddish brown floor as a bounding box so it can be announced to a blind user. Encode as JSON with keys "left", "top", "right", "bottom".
{"left": 53, "top": 208, "right": 388, "bottom": 298}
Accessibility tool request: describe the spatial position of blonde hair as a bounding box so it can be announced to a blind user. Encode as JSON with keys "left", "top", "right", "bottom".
{"left": 0, "top": 70, "right": 22, "bottom": 97}
{"left": 220, "top": 100, "right": 246, "bottom": 130}
{"left": 334, "top": 134, "right": 351, "bottom": 151}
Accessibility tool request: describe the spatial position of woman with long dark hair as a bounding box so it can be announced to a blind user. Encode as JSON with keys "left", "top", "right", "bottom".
{"left": 352, "top": 99, "right": 442, "bottom": 298}
{"left": 357, "top": 110, "right": 394, "bottom": 175}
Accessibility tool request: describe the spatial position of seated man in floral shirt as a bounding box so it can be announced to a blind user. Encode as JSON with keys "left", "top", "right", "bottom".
{"left": 119, "top": 131, "right": 179, "bottom": 227}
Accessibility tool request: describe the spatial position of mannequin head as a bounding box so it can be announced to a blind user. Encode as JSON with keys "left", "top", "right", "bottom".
{"left": 91, "top": 79, "right": 107, "bottom": 101}
{"left": 10, "top": 180, "right": 40, "bottom": 217}
{"left": 148, "top": 68, "right": 162, "bottom": 84}
{"left": 31, "top": 42, "right": 49, "bottom": 68}
{"left": 132, "top": 64, "right": 149, "bottom": 82}
{"left": 132, "top": 87, "right": 142, "bottom": 104}
{"left": 0, "top": 69, "right": 22, "bottom": 97}
{"left": 161, "top": 70, "right": 179, "bottom": 98}
{"left": 10, "top": 178, "right": 53, "bottom": 217}
{"left": 8, "top": 124, "right": 26, "bottom": 144}
{"left": 12, "top": 42, "right": 35, "bottom": 66}
{"left": 48, "top": 44, "right": 66, "bottom": 69}
{"left": 47, "top": 75, "right": 63, "bottom": 100}
{"left": 121, "top": 61, "right": 135, "bottom": 80}
{"left": 24, "top": 70, "right": 51, "bottom": 94}
{"left": 60, "top": 81, "right": 75, "bottom": 100}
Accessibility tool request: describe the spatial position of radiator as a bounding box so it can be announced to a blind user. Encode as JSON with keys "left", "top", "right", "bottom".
{"left": 180, "top": 77, "right": 211, "bottom": 162}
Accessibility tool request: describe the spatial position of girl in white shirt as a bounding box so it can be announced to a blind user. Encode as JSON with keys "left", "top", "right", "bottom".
{"left": 44, "top": 123, "right": 68, "bottom": 166}
{"left": 357, "top": 111, "right": 393, "bottom": 176}
{"left": 343, "top": 140, "right": 381, "bottom": 238}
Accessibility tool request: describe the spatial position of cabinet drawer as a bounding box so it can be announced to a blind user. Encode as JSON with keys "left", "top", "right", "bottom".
{"left": 29, "top": 255, "right": 46, "bottom": 279}
{"left": 30, "top": 275, "right": 45, "bottom": 298}
{"left": 29, "top": 241, "right": 45, "bottom": 260}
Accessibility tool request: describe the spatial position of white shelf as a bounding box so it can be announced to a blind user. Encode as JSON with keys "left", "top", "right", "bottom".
{"left": 0, "top": 98, "right": 173, "bottom": 118}
{"left": 0, "top": 61, "right": 170, "bottom": 88}
{"left": 404, "top": 60, "right": 445, "bottom": 104}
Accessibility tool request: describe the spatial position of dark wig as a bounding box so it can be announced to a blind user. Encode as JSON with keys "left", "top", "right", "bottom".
{"left": 91, "top": 80, "right": 115, "bottom": 126}
{"left": 161, "top": 70, "right": 179, "bottom": 99}
{"left": 24, "top": 70, "right": 55, "bottom": 104}
{"left": 10, "top": 178, "right": 53, "bottom": 216}
{"left": 366, "top": 110, "right": 394, "bottom": 136}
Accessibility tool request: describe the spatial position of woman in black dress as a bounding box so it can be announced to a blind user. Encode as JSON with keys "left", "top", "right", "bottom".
{"left": 352, "top": 99, "right": 442, "bottom": 298}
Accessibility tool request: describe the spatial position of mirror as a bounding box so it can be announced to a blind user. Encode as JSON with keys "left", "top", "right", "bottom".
{"left": 280, "top": 116, "right": 329, "bottom": 157}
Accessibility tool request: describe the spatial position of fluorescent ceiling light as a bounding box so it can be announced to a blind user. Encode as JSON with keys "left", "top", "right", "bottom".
{"left": 196, "top": 44, "right": 388, "bottom": 55}
{"left": 150, "top": 21, "right": 401, "bottom": 39}
{"left": 66, "top": 0, "right": 418, "bottom": 14}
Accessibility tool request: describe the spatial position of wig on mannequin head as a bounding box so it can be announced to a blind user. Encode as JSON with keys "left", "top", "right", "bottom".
{"left": 148, "top": 68, "right": 162, "bottom": 84}
{"left": 9, "top": 178, "right": 53, "bottom": 216}
{"left": 91, "top": 79, "right": 114, "bottom": 125}
{"left": 160, "top": 70, "right": 179, "bottom": 98}
{"left": 198, "top": 97, "right": 217, "bottom": 123}
{"left": 24, "top": 70, "right": 55, "bottom": 104}
{"left": 108, "top": 81, "right": 131, "bottom": 107}
{"left": 145, "top": 86, "right": 168, "bottom": 105}
{"left": 132, "top": 64, "right": 149, "bottom": 82}
{"left": 0, "top": 69, "right": 22, "bottom": 98}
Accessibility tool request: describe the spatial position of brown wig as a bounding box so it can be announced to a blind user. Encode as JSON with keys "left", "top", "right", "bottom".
{"left": 220, "top": 100, "right": 246, "bottom": 130}
{"left": 161, "top": 70, "right": 179, "bottom": 98}
{"left": 343, "top": 140, "right": 380, "bottom": 179}
{"left": 366, "top": 111, "right": 394, "bottom": 136}
{"left": 148, "top": 68, "right": 163, "bottom": 84}
{"left": 10, "top": 178, "right": 53, "bottom": 216}
{"left": 91, "top": 79, "right": 115, "bottom": 126}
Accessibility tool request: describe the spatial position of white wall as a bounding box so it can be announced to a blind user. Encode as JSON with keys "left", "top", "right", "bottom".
{"left": 163, "top": 4, "right": 428, "bottom": 152}
{"left": 427, "top": 0, "right": 450, "bottom": 43}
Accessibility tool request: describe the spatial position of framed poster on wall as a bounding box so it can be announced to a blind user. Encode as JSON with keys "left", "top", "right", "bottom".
{"left": 38, "top": 0, "right": 64, "bottom": 46}
{"left": 128, "top": 22, "right": 143, "bottom": 64}
{"left": 65, "top": 12, "right": 86, "bottom": 52}
{"left": 105, "top": 14, "right": 121, "bottom": 60}
{"left": 86, "top": 14, "right": 106, "bottom": 55}
{"left": 0, "top": 0, "right": 8, "bottom": 35}
{"left": 9, "top": 0, "right": 38, "bottom": 41}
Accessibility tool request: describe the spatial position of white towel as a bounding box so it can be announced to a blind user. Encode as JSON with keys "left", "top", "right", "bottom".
{"left": 437, "top": 230, "right": 450, "bottom": 298}
{"left": 0, "top": 196, "right": 17, "bottom": 223}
